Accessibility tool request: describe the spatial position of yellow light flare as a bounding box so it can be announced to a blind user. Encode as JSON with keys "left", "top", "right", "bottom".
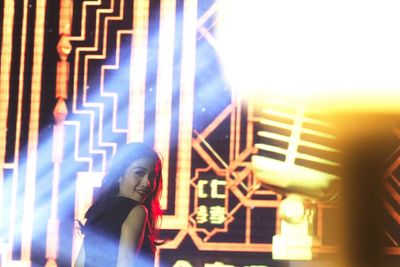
{"left": 217, "top": 0, "right": 400, "bottom": 113}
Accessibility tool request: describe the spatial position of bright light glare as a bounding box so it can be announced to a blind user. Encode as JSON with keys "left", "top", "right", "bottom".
{"left": 217, "top": 0, "right": 400, "bottom": 112}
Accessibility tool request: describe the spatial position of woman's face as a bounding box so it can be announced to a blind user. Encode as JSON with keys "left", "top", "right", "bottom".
{"left": 118, "top": 157, "right": 156, "bottom": 202}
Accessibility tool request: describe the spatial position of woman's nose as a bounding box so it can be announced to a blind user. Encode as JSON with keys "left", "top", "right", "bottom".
{"left": 142, "top": 176, "right": 150, "bottom": 187}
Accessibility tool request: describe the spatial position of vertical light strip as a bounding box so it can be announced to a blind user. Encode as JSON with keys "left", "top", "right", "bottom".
{"left": 246, "top": 100, "right": 254, "bottom": 148}
{"left": 154, "top": 0, "right": 176, "bottom": 209}
{"left": 20, "top": 0, "right": 46, "bottom": 260}
{"left": 6, "top": 0, "right": 29, "bottom": 261}
{"left": 0, "top": 0, "right": 14, "bottom": 242}
{"left": 46, "top": 0, "right": 73, "bottom": 263}
{"left": 168, "top": 0, "right": 197, "bottom": 229}
{"left": 127, "top": 0, "right": 150, "bottom": 142}
{"left": 229, "top": 92, "right": 236, "bottom": 163}
{"left": 275, "top": 194, "right": 282, "bottom": 237}
{"left": 245, "top": 175, "right": 252, "bottom": 243}
{"left": 235, "top": 95, "right": 241, "bottom": 159}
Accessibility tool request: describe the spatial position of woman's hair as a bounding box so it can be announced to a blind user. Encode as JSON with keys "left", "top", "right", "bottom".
{"left": 84, "top": 142, "right": 164, "bottom": 250}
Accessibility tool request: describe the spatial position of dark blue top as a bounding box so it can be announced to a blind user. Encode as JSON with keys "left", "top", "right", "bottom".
{"left": 83, "top": 196, "right": 154, "bottom": 267}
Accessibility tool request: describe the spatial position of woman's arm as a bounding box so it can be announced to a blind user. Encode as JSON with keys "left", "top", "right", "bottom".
{"left": 116, "top": 204, "right": 148, "bottom": 267}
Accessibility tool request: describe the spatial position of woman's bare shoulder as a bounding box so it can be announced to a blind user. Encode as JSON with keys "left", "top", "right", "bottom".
{"left": 124, "top": 204, "right": 148, "bottom": 227}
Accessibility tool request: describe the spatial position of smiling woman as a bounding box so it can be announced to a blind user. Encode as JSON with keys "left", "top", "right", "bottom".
{"left": 119, "top": 158, "right": 157, "bottom": 203}
{"left": 74, "top": 142, "right": 164, "bottom": 267}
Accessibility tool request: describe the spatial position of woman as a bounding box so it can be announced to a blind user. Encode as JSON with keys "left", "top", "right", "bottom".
{"left": 75, "top": 142, "right": 164, "bottom": 267}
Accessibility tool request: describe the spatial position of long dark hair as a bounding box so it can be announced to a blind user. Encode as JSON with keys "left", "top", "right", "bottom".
{"left": 83, "top": 142, "right": 164, "bottom": 251}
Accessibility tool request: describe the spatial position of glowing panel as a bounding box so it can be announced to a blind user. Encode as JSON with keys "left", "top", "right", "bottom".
{"left": 161, "top": 0, "right": 198, "bottom": 231}
{"left": 154, "top": 0, "right": 176, "bottom": 209}
{"left": 5, "top": 0, "right": 30, "bottom": 262}
{"left": 128, "top": 0, "right": 150, "bottom": 142}
{"left": 20, "top": 0, "right": 47, "bottom": 261}
{"left": 0, "top": 0, "right": 14, "bottom": 245}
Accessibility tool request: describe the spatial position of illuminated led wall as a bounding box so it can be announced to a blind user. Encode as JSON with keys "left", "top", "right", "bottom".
{"left": 1, "top": 0, "right": 400, "bottom": 266}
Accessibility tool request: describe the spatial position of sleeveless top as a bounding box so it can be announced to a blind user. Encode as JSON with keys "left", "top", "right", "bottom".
{"left": 83, "top": 196, "right": 155, "bottom": 267}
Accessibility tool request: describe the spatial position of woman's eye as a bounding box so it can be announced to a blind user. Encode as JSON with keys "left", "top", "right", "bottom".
{"left": 134, "top": 170, "right": 146, "bottom": 176}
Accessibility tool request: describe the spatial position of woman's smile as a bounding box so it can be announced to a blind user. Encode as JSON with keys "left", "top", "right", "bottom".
{"left": 135, "top": 187, "right": 150, "bottom": 196}
{"left": 119, "top": 157, "right": 156, "bottom": 202}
